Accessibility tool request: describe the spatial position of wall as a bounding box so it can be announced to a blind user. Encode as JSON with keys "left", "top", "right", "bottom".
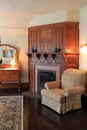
{"left": 29, "top": 10, "right": 67, "bottom": 26}
{"left": 29, "top": 10, "right": 79, "bottom": 26}
{"left": 79, "top": 5, "right": 87, "bottom": 70}
{"left": 0, "top": 15, "right": 29, "bottom": 83}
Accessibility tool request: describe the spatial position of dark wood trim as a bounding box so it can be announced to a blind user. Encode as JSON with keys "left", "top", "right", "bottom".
{"left": 0, "top": 83, "right": 29, "bottom": 89}
{"left": 28, "top": 21, "right": 79, "bottom": 29}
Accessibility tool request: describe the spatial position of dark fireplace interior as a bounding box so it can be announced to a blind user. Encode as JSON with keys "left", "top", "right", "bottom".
{"left": 37, "top": 70, "right": 56, "bottom": 93}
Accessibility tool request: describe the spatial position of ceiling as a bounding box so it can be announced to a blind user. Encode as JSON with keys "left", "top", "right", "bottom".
{"left": 0, "top": 0, "right": 87, "bottom": 16}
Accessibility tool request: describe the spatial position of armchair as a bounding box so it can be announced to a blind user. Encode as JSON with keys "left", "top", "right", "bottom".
{"left": 41, "top": 68, "right": 87, "bottom": 114}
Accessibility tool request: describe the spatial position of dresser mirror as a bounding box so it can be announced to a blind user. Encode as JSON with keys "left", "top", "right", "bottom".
{"left": 0, "top": 44, "right": 20, "bottom": 68}
{"left": 0, "top": 44, "right": 20, "bottom": 92}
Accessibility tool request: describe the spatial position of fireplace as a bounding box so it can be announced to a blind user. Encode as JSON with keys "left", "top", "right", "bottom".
{"left": 37, "top": 70, "right": 56, "bottom": 93}
{"left": 35, "top": 64, "right": 60, "bottom": 93}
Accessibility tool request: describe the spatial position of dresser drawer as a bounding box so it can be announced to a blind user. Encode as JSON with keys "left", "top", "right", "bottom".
{"left": 9, "top": 70, "right": 20, "bottom": 75}
{"left": 0, "top": 70, "right": 10, "bottom": 75}
{"left": 0, "top": 69, "right": 20, "bottom": 82}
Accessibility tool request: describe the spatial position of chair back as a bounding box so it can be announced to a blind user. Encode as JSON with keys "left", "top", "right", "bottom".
{"left": 62, "top": 68, "right": 87, "bottom": 90}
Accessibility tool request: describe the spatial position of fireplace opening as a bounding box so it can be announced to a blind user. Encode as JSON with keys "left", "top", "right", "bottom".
{"left": 37, "top": 70, "right": 56, "bottom": 93}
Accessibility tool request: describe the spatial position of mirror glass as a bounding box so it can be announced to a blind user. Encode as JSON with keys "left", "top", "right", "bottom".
{"left": 0, "top": 44, "right": 18, "bottom": 64}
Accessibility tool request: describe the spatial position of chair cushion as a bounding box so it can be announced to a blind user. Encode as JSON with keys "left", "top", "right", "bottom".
{"left": 41, "top": 88, "right": 66, "bottom": 104}
{"left": 44, "top": 80, "right": 60, "bottom": 89}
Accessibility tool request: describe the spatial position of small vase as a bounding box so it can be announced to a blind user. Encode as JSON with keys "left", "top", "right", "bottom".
{"left": 32, "top": 45, "right": 35, "bottom": 53}
{"left": 58, "top": 48, "right": 61, "bottom": 52}
{"left": 54, "top": 45, "right": 58, "bottom": 52}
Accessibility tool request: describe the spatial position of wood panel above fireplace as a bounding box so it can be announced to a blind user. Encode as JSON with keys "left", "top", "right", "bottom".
{"left": 28, "top": 22, "right": 79, "bottom": 92}
{"left": 28, "top": 22, "right": 79, "bottom": 53}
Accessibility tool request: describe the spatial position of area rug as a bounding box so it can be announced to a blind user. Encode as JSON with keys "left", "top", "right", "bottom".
{"left": 0, "top": 96, "right": 23, "bottom": 130}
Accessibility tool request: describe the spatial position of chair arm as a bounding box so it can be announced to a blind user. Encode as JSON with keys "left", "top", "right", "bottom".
{"left": 64, "top": 86, "right": 85, "bottom": 96}
{"left": 44, "top": 80, "right": 61, "bottom": 89}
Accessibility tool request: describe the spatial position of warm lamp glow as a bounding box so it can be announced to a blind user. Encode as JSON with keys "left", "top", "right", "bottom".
{"left": 80, "top": 43, "right": 87, "bottom": 54}
{"left": 68, "top": 49, "right": 71, "bottom": 53}
{"left": 10, "top": 59, "right": 16, "bottom": 67}
{"left": 66, "top": 49, "right": 72, "bottom": 53}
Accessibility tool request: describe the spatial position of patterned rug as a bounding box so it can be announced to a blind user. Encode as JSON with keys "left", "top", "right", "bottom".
{"left": 0, "top": 96, "right": 23, "bottom": 130}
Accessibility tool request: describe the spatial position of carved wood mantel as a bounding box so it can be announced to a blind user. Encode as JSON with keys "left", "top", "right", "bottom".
{"left": 27, "top": 52, "right": 79, "bottom": 92}
{"left": 28, "top": 22, "right": 79, "bottom": 91}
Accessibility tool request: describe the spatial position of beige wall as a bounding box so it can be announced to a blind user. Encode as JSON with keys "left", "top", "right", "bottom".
{"left": 79, "top": 5, "right": 87, "bottom": 70}
{"left": 0, "top": 15, "right": 29, "bottom": 83}
{"left": 29, "top": 10, "right": 67, "bottom": 26}
{"left": 29, "top": 10, "right": 79, "bottom": 26}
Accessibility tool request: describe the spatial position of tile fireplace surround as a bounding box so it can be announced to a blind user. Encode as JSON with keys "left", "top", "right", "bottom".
{"left": 35, "top": 64, "right": 60, "bottom": 92}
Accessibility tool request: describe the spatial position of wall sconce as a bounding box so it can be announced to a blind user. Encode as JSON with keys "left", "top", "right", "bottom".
{"left": 80, "top": 43, "right": 87, "bottom": 54}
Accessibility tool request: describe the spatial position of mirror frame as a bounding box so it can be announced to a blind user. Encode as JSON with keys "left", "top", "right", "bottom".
{"left": 0, "top": 44, "right": 20, "bottom": 69}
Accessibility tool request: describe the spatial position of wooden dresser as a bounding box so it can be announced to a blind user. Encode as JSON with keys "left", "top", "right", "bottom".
{"left": 0, "top": 68, "right": 20, "bottom": 92}
{"left": 0, "top": 44, "right": 21, "bottom": 92}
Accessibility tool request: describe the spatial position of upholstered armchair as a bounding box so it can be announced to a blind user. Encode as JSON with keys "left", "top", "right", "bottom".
{"left": 41, "top": 68, "right": 87, "bottom": 114}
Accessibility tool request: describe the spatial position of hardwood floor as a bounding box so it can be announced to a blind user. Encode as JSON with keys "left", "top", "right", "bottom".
{"left": 0, "top": 88, "right": 87, "bottom": 130}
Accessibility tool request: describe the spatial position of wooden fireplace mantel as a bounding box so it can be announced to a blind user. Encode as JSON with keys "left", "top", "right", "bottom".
{"left": 27, "top": 51, "right": 79, "bottom": 92}
{"left": 26, "top": 52, "right": 79, "bottom": 63}
{"left": 28, "top": 22, "right": 79, "bottom": 92}
{"left": 27, "top": 52, "right": 63, "bottom": 59}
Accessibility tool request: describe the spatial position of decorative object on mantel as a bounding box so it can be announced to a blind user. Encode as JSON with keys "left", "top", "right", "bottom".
{"left": 31, "top": 44, "right": 37, "bottom": 53}
{"left": 54, "top": 44, "right": 58, "bottom": 52}
{"left": 58, "top": 48, "right": 61, "bottom": 53}
{"left": 54, "top": 44, "right": 61, "bottom": 53}
{"left": 0, "top": 96, "right": 23, "bottom": 130}
{"left": 31, "top": 45, "right": 35, "bottom": 52}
